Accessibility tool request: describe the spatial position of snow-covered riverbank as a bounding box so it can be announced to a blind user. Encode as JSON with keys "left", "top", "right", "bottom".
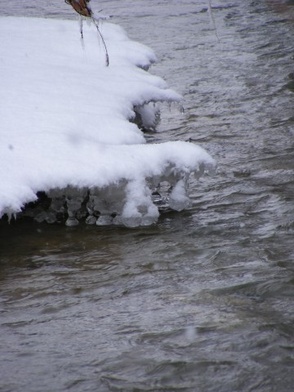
{"left": 0, "top": 16, "right": 215, "bottom": 227}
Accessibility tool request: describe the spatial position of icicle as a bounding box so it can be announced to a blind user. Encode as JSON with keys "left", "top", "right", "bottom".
{"left": 64, "top": 187, "right": 87, "bottom": 226}
{"left": 5, "top": 210, "right": 16, "bottom": 224}
{"left": 85, "top": 191, "right": 99, "bottom": 224}
{"left": 169, "top": 177, "right": 192, "bottom": 212}
{"left": 120, "top": 180, "right": 159, "bottom": 227}
{"left": 207, "top": 0, "right": 220, "bottom": 42}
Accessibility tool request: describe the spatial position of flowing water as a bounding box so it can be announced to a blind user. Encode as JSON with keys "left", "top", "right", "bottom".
{"left": 1, "top": 0, "right": 294, "bottom": 391}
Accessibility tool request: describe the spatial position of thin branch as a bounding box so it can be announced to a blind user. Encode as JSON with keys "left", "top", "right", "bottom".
{"left": 65, "top": 0, "right": 110, "bottom": 66}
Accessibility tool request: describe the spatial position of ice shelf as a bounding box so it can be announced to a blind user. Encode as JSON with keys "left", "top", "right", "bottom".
{"left": 0, "top": 17, "right": 216, "bottom": 227}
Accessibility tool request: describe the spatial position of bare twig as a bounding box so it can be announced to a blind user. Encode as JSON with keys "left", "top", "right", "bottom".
{"left": 91, "top": 17, "right": 110, "bottom": 67}
{"left": 65, "top": 0, "right": 110, "bottom": 66}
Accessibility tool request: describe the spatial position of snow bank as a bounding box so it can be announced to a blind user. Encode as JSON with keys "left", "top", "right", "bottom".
{"left": 0, "top": 17, "right": 215, "bottom": 227}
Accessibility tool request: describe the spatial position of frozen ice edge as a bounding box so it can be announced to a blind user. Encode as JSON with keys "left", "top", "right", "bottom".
{"left": 0, "top": 17, "right": 216, "bottom": 227}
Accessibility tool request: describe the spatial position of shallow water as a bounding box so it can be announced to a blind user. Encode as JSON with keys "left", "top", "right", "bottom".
{"left": 1, "top": 0, "right": 294, "bottom": 391}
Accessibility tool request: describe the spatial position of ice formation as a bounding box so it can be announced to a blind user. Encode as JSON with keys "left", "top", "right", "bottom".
{"left": 0, "top": 17, "right": 216, "bottom": 227}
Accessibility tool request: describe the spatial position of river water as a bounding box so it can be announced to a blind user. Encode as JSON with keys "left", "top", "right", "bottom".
{"left": 1, "top": 1, "right": 294, "bottom": 391}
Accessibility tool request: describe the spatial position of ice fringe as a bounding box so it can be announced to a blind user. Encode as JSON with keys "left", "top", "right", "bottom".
{"left": 1, "top": 142, "right": 216, "bottom": 227}
{"left": 0, "top": 17, "right": 216, "bottom": 227}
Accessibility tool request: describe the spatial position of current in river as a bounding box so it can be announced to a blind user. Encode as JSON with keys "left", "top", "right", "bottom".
{"left": 0, "top": 1, "right": 294, "bottom": 391}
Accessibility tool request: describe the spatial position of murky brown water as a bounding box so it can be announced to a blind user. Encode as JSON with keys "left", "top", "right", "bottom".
{"left": 1, "top": 1, "right": 294, "bottom": 391}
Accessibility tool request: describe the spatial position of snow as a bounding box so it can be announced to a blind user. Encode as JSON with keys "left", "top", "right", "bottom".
{"left": 0, "top": 16, "right": 216, "bottom": 227}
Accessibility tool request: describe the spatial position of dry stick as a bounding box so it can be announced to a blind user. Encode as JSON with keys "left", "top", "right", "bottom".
{"left": 91, "top": 17, "right": 110, "bottom": 67}
{"left": 79, "top": 15, "right": 109, "bottom": 66}
{"left": 65, "top": 0, "right": 109, "bottom": 66}
{"left": 79, "top": 15, "right": 84, "bottom": 39}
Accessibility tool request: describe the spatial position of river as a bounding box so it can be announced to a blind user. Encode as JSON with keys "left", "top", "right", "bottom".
{"left": 0, "top": 1, "right": 294, "bottom": 391}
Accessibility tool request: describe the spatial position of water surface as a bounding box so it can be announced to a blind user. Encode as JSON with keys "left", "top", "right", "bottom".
{"left": 0, "top": 1, "right": 294, "bottom": 391}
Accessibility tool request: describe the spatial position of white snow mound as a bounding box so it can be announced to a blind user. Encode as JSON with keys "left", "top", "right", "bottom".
{"left": 0, "top": 17, "right": 216, "bottom": 227}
